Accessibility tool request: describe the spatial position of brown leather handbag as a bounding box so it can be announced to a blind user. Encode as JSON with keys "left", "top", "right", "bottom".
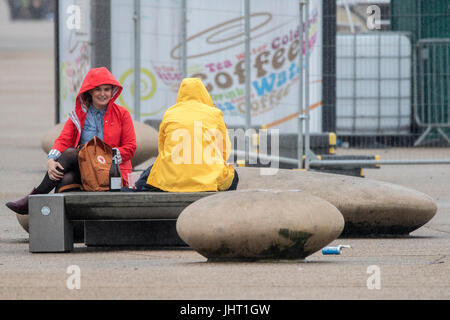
{"left": 78, "top": 136, "right": 113, "bottom": 191}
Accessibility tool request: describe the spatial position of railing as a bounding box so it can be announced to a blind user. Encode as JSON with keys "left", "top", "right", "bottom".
{"left": 413, "top": 38, "right": 450, "bottom": 146}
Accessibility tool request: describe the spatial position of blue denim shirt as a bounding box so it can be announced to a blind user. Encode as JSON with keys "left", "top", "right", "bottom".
{"left": 79, "top": 104, "right": 107, "bottom": 146}
{"left": 48, "top": 104, "right": 107, "bottom": 160}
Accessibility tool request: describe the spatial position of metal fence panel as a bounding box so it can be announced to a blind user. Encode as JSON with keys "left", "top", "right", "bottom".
{"left": 310, "top": 0, "right": 450, "bottom": 170}
{"left": 414, "top": 38, "right": 450, "bottom": 146}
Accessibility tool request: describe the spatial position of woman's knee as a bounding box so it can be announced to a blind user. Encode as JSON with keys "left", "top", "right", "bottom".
{"left": 58, "top": 148, "right": 79, "bottom": 169}
{"left": 55, "top": 171, "right": 82, "bottom": 193}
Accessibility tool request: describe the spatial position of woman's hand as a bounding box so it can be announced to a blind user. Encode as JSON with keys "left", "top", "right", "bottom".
{"left": 47, "top": 158, "right": 64, "bottom": 181}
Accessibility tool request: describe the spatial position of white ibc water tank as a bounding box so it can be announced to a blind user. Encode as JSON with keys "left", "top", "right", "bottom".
{"left": 336, "top": 33, "right": 412, "bottom": 135}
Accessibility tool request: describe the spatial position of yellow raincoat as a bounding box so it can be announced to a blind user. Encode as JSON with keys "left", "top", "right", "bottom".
{"left": 147, "top": 78, "right": 235, "bottom": 192}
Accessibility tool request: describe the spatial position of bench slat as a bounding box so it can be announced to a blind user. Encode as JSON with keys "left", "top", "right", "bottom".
{"left": 60, "top": 192, "right": 215, "bottom": 220}
{"left": 63, "top": 192, "right": 214, "bottom": 206}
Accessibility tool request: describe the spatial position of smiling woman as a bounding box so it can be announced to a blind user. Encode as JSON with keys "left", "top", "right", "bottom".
{"left": 89, "top": 84, "right": 113, "bottom": 109}
{"left": 5, "top": 67, "right": 137, "bottom": 215}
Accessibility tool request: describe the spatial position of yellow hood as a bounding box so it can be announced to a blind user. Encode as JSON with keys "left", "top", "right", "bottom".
{"left": 176, "top": 78, "right": 214, "bottom": 106}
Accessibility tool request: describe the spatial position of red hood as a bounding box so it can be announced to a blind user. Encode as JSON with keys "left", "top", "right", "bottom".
{"left": 76, "top": 67, "right": 123, "bottom": 113}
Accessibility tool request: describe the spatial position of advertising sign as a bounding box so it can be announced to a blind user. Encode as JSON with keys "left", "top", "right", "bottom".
{"left": 58, "top": 0, "right": 92, "bottom": 122}
{"left": 113, "top": 0, "right": 323, "bottom": 133}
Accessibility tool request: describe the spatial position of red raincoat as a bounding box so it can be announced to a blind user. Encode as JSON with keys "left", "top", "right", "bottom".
{"left": 49, "top": 67, "right": 137, "bottom": 183}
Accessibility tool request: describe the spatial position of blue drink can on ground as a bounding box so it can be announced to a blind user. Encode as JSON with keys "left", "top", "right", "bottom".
{"left": 321, "top": 245, "right": 351, "bottom": 255}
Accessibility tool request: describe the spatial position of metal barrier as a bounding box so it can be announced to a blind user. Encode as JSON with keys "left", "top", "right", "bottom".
{"left": 306, "top": 3, "right": 450, "bottom": 170}
{"left": 413, "top": 38, "right": 450, "bottom": 146}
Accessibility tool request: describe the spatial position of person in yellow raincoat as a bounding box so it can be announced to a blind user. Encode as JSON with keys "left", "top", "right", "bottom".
{"left": 136, "top": 78, "right": 238, "bottom": 192}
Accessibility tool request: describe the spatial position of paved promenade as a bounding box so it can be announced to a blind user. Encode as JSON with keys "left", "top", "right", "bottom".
{"left": 0, "top": 21, "right": 449, "bottom": 300}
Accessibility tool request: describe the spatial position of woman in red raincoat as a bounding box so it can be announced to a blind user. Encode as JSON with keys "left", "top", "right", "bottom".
{"left": 6, "top": 67, "right": 137, "bottom": 215}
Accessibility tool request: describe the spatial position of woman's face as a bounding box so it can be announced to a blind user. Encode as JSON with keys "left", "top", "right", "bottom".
{"left": 89, "top": 85, "right": 113, "bottom": 109}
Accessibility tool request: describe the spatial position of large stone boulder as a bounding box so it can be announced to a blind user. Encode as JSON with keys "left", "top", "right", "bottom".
{"left": 235, "top": 167, "right": 437, "bottom": 236}
{"left": 132, "top": 121, "right": 158, "bottom": 167}
{"left": 40, "top": 123, "right": 64, "bottom": 155}
{"left": 16, "top": 214, "right": 29, "bottom": 233}
{"left": 176, "top": 189, "right": 345, "bottom": 261}
{"left": 41, "top": 121, "right": 158, "bottom": 167}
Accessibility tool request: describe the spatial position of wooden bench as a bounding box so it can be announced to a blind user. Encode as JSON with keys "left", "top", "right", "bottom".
{"left": 28, "top": 192, "right": 213, "bottom": 253}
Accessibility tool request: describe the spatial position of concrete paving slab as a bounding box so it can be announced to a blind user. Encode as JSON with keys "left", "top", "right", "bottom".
{"left": 0, "top": 20, "right": 449, "bottom": 300}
